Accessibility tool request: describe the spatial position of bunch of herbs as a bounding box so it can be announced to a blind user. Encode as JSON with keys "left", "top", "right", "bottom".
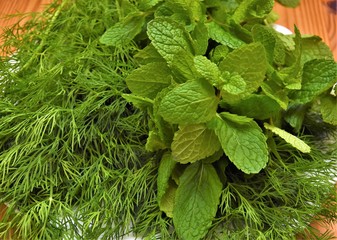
{"left": 0, "top": 0, "right": 336, "bottom": 239}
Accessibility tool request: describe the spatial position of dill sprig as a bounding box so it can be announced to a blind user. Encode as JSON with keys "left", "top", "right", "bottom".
{"left": 0, "top": 1, "right": 164, "bottom": 239}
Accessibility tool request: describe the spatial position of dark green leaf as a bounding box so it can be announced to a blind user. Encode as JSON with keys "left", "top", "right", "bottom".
{"left": 173, "top": 162, "right": 222, "bottom": 240}
{"left": 171, "top": 124, "right": 221, "bottom": 164}
{"left": 159, "top": 80, "right": 218, "bottom": 124}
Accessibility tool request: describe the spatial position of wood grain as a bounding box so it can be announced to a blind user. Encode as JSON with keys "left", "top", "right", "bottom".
{"left": 274, "top": 0, "right": 337, "bottom": 60}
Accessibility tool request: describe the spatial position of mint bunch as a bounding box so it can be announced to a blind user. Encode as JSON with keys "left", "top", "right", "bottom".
{"left": 100, "top": 0, "right": 337, "bottom": 239}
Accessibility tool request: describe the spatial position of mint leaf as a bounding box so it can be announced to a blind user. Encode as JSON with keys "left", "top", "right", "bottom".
{"left": 145, "top": 130, "right": 167, "bottom": 152}
{"left": 100, "top": 12, "right": 145, "bottom": 46}
{"left": 171, "top": 51, "right": 199, "bottom": 83}
{"left": 264, "top": 123, "right": 311, "bottom": 153}
{"left": 134, "top": 44, "right": 165, "bottom": 65}
{"left": 261, "top": 80, "right": 289, "bottom": 110}
{"left": 206, "top": 22, "right": 244, "bottom": 49}
{"left": 252, "top": 25, "right": 286, "bottom": 66}
{"left": 138, "top": 0, "right": 163, "bottom": 11}
{"left": 159, "top": 179, "right": 177, "bottom": 218}
{"left": 222, "top": 72, "right": 246, "bottom": 95}
{"left": 125, "top": 62, "right": 172, "bottom": 99}
{"left": 191, "top": 22, "right": 209, "bottom": 55}
{"left": 159, "top": 80, "right": 218, "bottom": 124}
{"left": 173, "top": 162, "right": 222, "bottom": 240}
{"left": 276, "top": 0, "right": 300, "bottom": 8}
{"left": 320, "top": 94, "right": 337, "bottom": 125}
{"left": 122, "top": 94, "right": 153, "bottom": 110}
{"left": 230, "top": 94, "right": 281, "bottom": 120}
{"left": 208, "top": 114, "right": 268, "bottom": 174}
{"left": 157, "top": 152, "right": 177, "bottom": 202}
{"left": 301, "top": 36, "right": 334, "bottom": 64}
{"left": 171, "top": 124, "right": 221, "bottom": 164}
{"left": 219, "top": 42, "right": 268, "bottom": 98}
{"left": 147, "top": 17, "right": 194, "bottom": 63}
{"left": 232, "top": 0, "right": 274, "bottom": 23}
{"left": 194, "top": 55, "right": 222, "bottom": 86}
{"left": 290, "top": 59, "right": 337, "bottom": 104}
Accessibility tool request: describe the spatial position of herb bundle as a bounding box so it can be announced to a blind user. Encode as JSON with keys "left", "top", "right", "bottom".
{"left": 0, "top": 0, "right": 336, "bottom": 239}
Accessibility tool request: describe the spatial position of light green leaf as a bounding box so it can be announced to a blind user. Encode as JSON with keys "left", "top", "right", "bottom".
{"left": 147, "top": 17, "right": 194, "bottom": 63}
{"left": 125, "top": 62, "right": 172, "bottom": 99}
{"left": 153, "top": 87, "right": 175, "bottom": 147}
{"left": 122, "top": 94, "right": 153, "bottom": 110}
{"left": 252, "top": 25, "right": 286, "bottom": 66}
{"left": 301, "top": 36, "right": 334, "bottom": 64}
{"left": 232, "top": 0, "right": 274, "bottom": 23}
{"left": 211, "top": 45, "right": 229, "bottom": 63}
{"left": 146, "top": 131, "right": 167, "bottom": 152}
{"left": 138, "top": 0, "right": 163, "bottom": 11}
{"left": 100, "top": 12, "right": 145, "bottom": 46}
{"left": 219, "top": 42, "right": 268, "bottom": 98}
{"left": 171, "top": 51, "right": 199, "bottom": 83}
{"left": 191, "top": 22, "right": 209, "bottom": 55}
{"left": 276, "top": 0, "right": 300, "bottom": 8}
{"left": 194, "top": 55, "right": 222, "bottom": 86}
{"left": 134, "top": 44, "right": 165, "bottom": 65}
{"left": 157, "top": 152, "right": 177, "bottom": 202}
{"left": 261, "top": 80, "right": 289, "bottom": 110}
{"left": 206, "top": 21, "right": 244, "bottom": 49}
{"left": 222, "top": 72, "right": 246, "bottom": 95}
{"left": 208, "top": 114, "right": 268, "bottom": 174}
{"left": 159, "top": 180, "right": 177, "bottom": 218}
{"left": 172, "top": 124, "right": 221, "bottom": 164}
{"left": 290, "top": 60, "right": 337, "bottom": 104}
{"left": 159, "top": 80, "right": 218, "bottom": 125}
{"left": 173, "top": 162, "right": 222, "bottom": 240}
{"left": 320, "top": 94, "right": 337, "bottom": 125}
{"left": 264, "top": 123, "right": 311, "bottom": 153}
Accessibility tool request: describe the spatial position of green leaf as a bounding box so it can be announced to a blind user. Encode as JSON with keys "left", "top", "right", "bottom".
{"left": 138, "top": 0, "right": 163, "bottom": 11}
{"left": 194, "top": 55, "right": 222, "bottom": 86}
{"left": 261, "top": 80, "right": 289, "bottom": 110}
{"left": 125, "top": 62, "right": 172, "bottom": 99}
{"left": 147, "top": 17, "right": 195, "bottom": 63}
{"left": 230, "top": 94, "right": 281, "bottom": 120}
{"left": 159, "top": 80, "right": 218, "bottom": 125}
{"left": 122, "top": 94, "right": 153, "bottom": 110}
{"left": 301, "top": 35, "right": 334, "bottom": 64}
{"left": 99, "top": 12, "right": 145, "bottom": 46}
{"left": 210, "top": 45, "right": 229, "bottom": 64}
{"left": 173, "top": 162, "right": 222, "bottom": 240}
{"left": 159, "top": 179, "right": 177, "bottom": 218}
{"left": 191, "top": 21, "right": 209, "bottom": 55}
{"left": 145, "top": 131, "right": 167, "bottom": 152}
{"left": 252, "top": 25, "right": 286, "bottom": 66}
{"left": 232, "top": 0, "right": 274, "bottom": 23}
{"left": 153, "top": 87, "right": 176, "bottom": 147}
{"left": 206, "top": 22, "right": 244, "bottom": 49}
{"left": 157, "top": 152, "right": 177, "bottom": 202}
{"left": 171, "top": 124, "right": 221, "bottom": 164}
{"left": 290, "top": 60, "right": 337, "bottom": 104}
{"left": 320, "top": 94, "right": 337, "bottom": 125}
{"left": 276, "top": 0, "right": 300, "bottom": 8}
{"left": 134, "top": 44, "right": 165, "bottom": 65}
{"left": 208, "top": 114, "right": 268, "bottom": 174}
{"left": 264, "top": 123, "right": 311, "bottom": 153}
{"left": 219, "top": 42, "right": 268, "bottom": 98}
{"left": 222, "top": 72, "right": 246, "bottom": 95}
{"left": 171, "top": 51, "right": 199, "bottom": 83}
